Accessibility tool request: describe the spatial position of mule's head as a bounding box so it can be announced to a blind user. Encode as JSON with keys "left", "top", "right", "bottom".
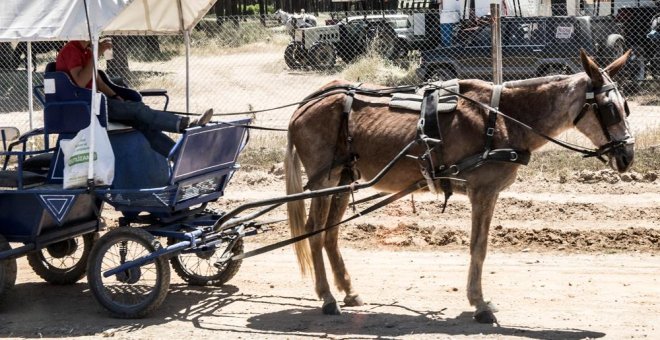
{"left": 574, "top": 49, "right": 635, "bottom": 172}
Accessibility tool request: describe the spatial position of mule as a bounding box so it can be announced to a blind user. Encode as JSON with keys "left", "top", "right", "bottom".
{"left": 284, "top": 50, "right": 635, "bottom": 322}
{"left": 274, "top": 9, "right": 317, "bottom": 36}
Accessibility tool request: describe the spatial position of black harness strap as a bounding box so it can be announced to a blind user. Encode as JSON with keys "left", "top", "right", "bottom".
{"left": 440, "top": 149, "right": 531, "bottom": 176}
{"left": 230, "top": 180, "right": 427, "bottom": 262}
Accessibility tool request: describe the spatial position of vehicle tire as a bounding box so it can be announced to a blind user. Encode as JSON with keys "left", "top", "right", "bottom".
{"left": 617, "top": 56, "right": 645, "bottom": 95}
{"left": 0, "top": 235, "right": 17, "bottom": 304}
{"left": 87, "top": 228, "right": 170, "bottom": 319}
{"left": 428, "top": 66, "right": 456, "bottom": 82}
{"left": 284, "top": 42, "right": 305, "bottom": 69}
{"left": 309, "top": 42, "right": 336, "bottom": 70}
{"left": 539, "top": 65, "right": 568, "bottom": 77}
{"left": 27, "top": 232, "right": 97, "bottom": 285}
{"left": 373, "top": 26, "right": 398, "bottom": 60}
{"left": 606, "top": 35, "right": 626, "bottom": 58}
{"left": 169, "top": 237, "right": 243, "bottom": 286}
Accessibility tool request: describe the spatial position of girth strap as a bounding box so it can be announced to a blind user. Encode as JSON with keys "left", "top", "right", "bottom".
{"left": 330, "top": 88, "right": 360, "bottom": 183}
{"left": 421, "top": 89, "right": 441, "bottom": 140}
{"left": 418, "top": 88, "right": 453, "bottom": 211}
{"left": 485, "top": 84, "right": 503, "bottom": 151}
{"left": 440, "top": 148, "right": 531, "bottom": 176}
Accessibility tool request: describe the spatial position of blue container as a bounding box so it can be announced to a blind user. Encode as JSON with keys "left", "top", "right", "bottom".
{"left": 441, "top": 23, "right": 453, "bottom": 46}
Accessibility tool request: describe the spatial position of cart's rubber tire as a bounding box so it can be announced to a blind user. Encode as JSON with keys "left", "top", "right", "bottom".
{"left": 169, "top": 237, "right": 243, "bottom": 286}
{"left": 87, "top": 228, "right": 170, "bottom": 319}
{"left": 0, "top": 235, "right": 17, "bottom": 304}
{"left": 27, "top": 232, "right": 97, "bottom": 285}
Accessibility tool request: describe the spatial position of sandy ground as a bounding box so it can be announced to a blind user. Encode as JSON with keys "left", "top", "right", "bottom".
{"left": 1, "top": 245, "right": 659, "bottom": 339}
{"left": 1, "top": 174, "right": 659, "bottom": 339}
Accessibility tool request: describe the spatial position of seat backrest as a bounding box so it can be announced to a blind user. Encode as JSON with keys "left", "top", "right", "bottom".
{"left": 0, "top": 127, "right": 20, "bottom": 150}
{"left": 45, "top": 61, "right": 56, "bottom": 72}
{"left": 42, "top": 71, "right": 108, "bottom": 134}
{"left": 169, "top": 119, "right": 250, "bottom": 184}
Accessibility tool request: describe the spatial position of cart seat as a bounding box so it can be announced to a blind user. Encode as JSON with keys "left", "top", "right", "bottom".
{"left": 0, "top": 170, "right": 45, "bottom": 188}
{"left": 22, "top": 153, "right": 52, "bottom": 174}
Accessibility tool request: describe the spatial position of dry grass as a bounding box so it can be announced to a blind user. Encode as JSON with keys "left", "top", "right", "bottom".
{"left": 340, "top": 45, "right": 420, "bottom": 86}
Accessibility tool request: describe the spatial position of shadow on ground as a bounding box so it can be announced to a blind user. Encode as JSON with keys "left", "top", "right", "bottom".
{"left": 0, "top": 281, "right": 605, "bottom": 339}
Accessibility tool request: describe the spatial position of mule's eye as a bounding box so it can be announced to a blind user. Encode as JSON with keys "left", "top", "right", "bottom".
{"left": 624, "top": 100, "right": 630, "bottom": 117}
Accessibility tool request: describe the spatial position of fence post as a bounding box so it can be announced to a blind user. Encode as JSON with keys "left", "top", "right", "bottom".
{"left": 491, "top": 3, "right": 503, "bottom": 85}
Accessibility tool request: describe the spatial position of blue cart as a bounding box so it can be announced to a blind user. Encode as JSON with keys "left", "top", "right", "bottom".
{"left": 0, "top": 66, "right": 257, "bottom": 318}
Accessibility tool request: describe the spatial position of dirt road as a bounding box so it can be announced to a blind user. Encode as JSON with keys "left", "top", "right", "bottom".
{"left": 1, "top": 247, "right": 658, "bottom": 339}
{"left": 2, "top": 173, "right": 659, "bottom": 339}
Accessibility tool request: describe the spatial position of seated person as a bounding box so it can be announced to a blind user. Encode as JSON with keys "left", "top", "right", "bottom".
{"left": 56, "top": 40, "right": 213, "bottom": 157}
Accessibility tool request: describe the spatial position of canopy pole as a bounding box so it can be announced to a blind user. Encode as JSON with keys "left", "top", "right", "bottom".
{"left": 89, "top": 37, "right": 100, "bottom": 183}
{"left": 184, "top": 29, "right": 190, "bottom": 113}
{"left": 27, "top": 42, "right": 34, "bottom": 130}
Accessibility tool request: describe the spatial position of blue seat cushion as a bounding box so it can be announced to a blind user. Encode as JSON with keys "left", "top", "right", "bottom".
{"left": 0, "top": 170, "right": 45, "bottom": 188}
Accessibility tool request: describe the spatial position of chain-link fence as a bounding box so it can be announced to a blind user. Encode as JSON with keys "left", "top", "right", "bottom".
{"left": 1, "top": 1, "right": 658, "bottom": 138}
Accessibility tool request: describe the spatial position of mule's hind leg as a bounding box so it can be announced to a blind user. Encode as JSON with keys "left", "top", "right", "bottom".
{"left": 467, "top": 189, "right": 500, "bottom": 324}
{"left": 324, "top": 192, "right": 363, "bottom": 307}
{"left": 306, "top": 196, "right": 342, "bottom": 315}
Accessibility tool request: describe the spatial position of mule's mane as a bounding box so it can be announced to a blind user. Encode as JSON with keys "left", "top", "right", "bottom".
{"left": 503, "top": 75, "right": 573, "bottom": 89}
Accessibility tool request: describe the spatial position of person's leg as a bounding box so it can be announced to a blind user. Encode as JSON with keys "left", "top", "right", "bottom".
{"left": 139, "top": 129, "right": 176, "bottom": 158}
{"left": 107, "top": 99, "right": 183, "bottom": 133}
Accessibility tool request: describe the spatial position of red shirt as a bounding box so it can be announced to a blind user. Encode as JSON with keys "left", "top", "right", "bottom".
{"left": 56, "top": 41, "right": 93, "bottom": 88}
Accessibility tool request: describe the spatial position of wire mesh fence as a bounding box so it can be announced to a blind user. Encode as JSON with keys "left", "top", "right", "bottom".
{"left": 0, "top": 2, "right": 658, "bottom": 140}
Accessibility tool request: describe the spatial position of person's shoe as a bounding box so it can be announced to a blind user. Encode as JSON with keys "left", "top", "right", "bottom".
{"left": 189, "top": 108, "right": 213, "bottom": 128}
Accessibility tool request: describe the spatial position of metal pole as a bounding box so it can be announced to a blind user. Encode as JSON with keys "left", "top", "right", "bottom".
{"left": 27, "top": 42, "right": 33, "bottom": 130}
{"left": 491, "top": 3, "right": 502, "bottom": 85}
{"left": 184, "top": 30, "right": 190, "bottom": 113}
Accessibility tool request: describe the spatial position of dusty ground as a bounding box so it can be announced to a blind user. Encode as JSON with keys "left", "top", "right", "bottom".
{"left": 1, "top": 171, "right": 659, "bottom": 339}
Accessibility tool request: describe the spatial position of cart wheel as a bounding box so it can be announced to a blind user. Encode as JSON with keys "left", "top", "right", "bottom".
{"left": 87, "top": 228, "right": 170, "bottom": 318}
{"left": 27, "top": 232, "right": 97, "bottom": 284}
{"left": 169, "top": 237, "right": 243, "bottom": 286}
{"left": 0, "top": 235, "right": 17, "bottom": 303}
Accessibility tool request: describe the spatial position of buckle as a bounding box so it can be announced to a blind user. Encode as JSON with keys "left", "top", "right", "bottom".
{"left": 486, "top": 127, "right": 494, "bottom": 136}
{"left": 510, "top": 151, "right": 518, "bottom": 162}
{"left": 449, "top": 165, "right": 460, "bottom": 176}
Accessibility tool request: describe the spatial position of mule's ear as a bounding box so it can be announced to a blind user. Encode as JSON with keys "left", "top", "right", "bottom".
{"left": 604, "top": 49, "right": 632, "bottom": 77}
{"left": 580, "top": 49, "right": 603, "bottom": 88}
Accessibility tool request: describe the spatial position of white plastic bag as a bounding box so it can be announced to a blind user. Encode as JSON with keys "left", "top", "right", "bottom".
{"left": 61, "top": 118, "right": 115, "bottom": 189}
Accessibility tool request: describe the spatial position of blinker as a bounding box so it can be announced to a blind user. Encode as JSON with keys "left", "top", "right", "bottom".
{"left": 599, "top": 102, "right": 621, "bottom": 126}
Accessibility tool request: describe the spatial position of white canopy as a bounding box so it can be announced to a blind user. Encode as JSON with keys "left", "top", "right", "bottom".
{"left": 0, "top": 0, "right": 216, "bottom": 184}
{"left": 0, "top": 0, "right": 216, "bottom": 42}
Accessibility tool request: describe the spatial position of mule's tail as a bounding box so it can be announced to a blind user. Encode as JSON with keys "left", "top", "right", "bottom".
{"left": 285, "top": 132, "right": 313, "bottom": 276}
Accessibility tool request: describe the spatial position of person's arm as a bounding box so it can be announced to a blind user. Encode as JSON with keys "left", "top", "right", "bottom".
{"left": 96, "top": 74, "right": 120, "bottom": 100}
{"left": 68, "top": 41, "right": 120, "bottom": 99}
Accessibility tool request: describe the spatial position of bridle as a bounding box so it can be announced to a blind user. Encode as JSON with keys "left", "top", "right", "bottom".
{"left": 573, "top": 70, "right": 635, "bottom": 162}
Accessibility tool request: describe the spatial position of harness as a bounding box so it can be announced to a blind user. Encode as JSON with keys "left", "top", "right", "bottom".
{"left": 225, "top": 75, "right": 634, "bottom": 263}
{"left": 572, "top": 72, "right": 634, "bottom": 161}
{"left": 415, "top": 82, "right": 530, "bottom": 211}
{"left": 319, "top": 81, "right": 531, "bottom": 212}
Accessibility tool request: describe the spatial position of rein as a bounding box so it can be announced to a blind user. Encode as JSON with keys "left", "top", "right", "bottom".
{"left": 223, "top": 78, "right": 627, "bottom": 263}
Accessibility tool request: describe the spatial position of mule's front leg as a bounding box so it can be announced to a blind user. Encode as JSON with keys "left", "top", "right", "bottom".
{"left": 467, "top": 190, "right": 500, "bottom": 324}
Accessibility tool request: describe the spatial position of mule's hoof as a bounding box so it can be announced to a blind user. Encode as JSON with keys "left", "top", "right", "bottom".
{"left": 322, "top": 301, "right": 342, "bottom": 315}
{"left": 343, "top": 295, "right": 364, "bottom": 307}
{"left": 473, "top": 310, "right": 497, "bottom": 324}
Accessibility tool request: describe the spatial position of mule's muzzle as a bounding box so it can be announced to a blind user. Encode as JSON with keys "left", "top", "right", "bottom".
{"left": 606, "top": 138, "right": 635, "bottom": 173}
